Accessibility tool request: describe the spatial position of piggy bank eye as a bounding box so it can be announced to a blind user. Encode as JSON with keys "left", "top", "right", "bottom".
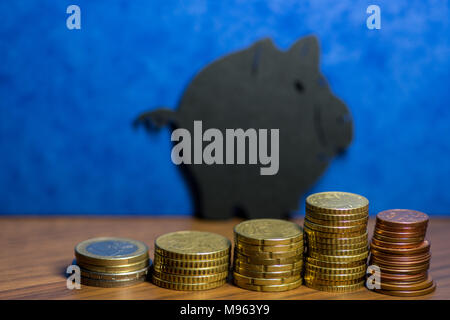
{"left": 294, "top": 80, "right": 304, "bottom": 93}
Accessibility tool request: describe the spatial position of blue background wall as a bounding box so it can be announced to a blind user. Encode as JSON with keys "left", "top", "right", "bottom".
{"left": 0, "top": 0, "right": 449, "bottom": 215}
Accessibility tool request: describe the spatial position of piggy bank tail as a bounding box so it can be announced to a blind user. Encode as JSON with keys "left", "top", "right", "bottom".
{"left": 133, "top": 107, "right": 178, "bottom": 131}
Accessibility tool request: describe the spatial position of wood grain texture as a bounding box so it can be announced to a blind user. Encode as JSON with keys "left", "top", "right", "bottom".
{"left": 0, "top": 217, "right": 449, "bottom": 300}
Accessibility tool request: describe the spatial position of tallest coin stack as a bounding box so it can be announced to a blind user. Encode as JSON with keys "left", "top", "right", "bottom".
{"left": 304, "top": 192, "right": 369, "bottom": 292}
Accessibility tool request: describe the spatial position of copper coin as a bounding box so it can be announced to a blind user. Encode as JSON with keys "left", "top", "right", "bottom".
{"left": 375, "top": 223, "right": 427, "bottom": 233}
{"left": 379, "top": 272, "right": 428, "bottom": 283}
{"left": 373, "top": 228, "right": 426, "bottom": 239}
{"left": 370, "top": 253, "right": 431, "bottom": 264}
{"left": 380, "top": 275, "right": 433, "bottom": 291}
{"left": 372, "top": 233, "right": 424, "bottom": 244}
{"left": 371, "top": 256, "right": 430, "bottom": 267}
{"left": 373, "top": 263, "right": 430, "bottom": 275}
{"left": 376, "top": 209, "right": 429, "bottom": 228}
{"left": 373, "top": 281, "right": 436, "bottom": 297}
{"left": 370, "top": 240, "right": 430, "bottom": 256}
{"left": 370, "top": 260, "right": 430, "bottom": 271}
{"left": 371, "top": 238, "right": 424, "bottom": 249}
{"left": 370, "top": 249, "right": 430, "bottom": 261}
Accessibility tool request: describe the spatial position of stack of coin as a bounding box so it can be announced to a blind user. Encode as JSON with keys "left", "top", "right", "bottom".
{"left": 304, "top": 191, "right": 369, "bottom": 292}
{"left": 232, "top": 219, "right": 304, "bottom": 292}
{"left": 74, "top": 237, "right": 151, "bottom": 287}
{"left": 152, "top": 231, "right": 231, "bottom": 290}
{"left": 368, "top": 209, "right": 436, "bottom": 296}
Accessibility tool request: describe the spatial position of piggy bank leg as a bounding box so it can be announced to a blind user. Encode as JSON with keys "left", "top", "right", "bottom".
{"left": 198, "top": 196, "right": 234, "bottom": 220}
{"left": 245, "top": 202, "right": 290, "bottom": 220}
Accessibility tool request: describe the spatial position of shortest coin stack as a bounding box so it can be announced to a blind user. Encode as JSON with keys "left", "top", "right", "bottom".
{"left": 152, "top": 231, "right": 231, "bottom": 291}
{"left": 74, "top": 237, "right": 151, "bottom": 287}
{"left": 368, "top": 209, "right": 436, "bottom": 297}
{"left": 233, "top": 219, "right": 304, "bottom": 292}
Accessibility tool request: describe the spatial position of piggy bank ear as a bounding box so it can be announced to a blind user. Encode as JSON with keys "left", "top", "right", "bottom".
{"left": 288, "top": 35, "right": 320, "bottom": 68}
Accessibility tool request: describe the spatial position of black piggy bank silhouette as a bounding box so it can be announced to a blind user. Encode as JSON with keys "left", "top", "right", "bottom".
{"left": 134, "top": 35, "right": 353, "bottom": 219}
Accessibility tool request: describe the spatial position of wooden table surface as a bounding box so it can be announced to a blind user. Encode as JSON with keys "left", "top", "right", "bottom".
{"left": 0, "top": 216, "right": 449, "bottom": 300}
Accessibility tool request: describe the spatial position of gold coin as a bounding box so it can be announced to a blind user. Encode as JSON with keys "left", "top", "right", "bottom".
{"left": 308, "top": 246, "right": 368, "bottom": 256}
{"left": 305, "top": 257, "right": 366, "bottom": 269}
{"left": 152, "top": 275, "right": 226, "bottom": 291}
{"left": 305, "top": 215, "right": 368, "bottom": 227}
{"left": 304, "top": 219, "right": 367, "bottom": 234}
{"left": 306, "top": 209, "right": 369, "bottom": 221}
{"left": 153, "top": 263, "right": 229, "bottom": 276}
{"left": 305, "top": 279, "right": 365, "bottom": 292}
{"left": 155, "top": 231, "right": 231, "bottom": 260}
{"left": 235, "top": 240, "right": 304, "bottom": 252}
{"left": 233, "top": 272, "right": 301, "bottom": 286}
{"left": 304, "top": 274, "right": 364, "bottom": 285}
{"left": 233, "top": 277, "right": 302, "bottom": 292}
{"left": 233, "top": 259, "right": 303, "bottom": 272}
{"left": 81, "top": 275, "right": 147, "bottom": 288}
{"left": 75, "top": 237, "right": 149, "bottom": 266}
{"left": 308, "top": 251, "right": 368, "bottom": 263}
{"left": 234, "top": 219, "right": 303, "bottom": 246}
{"left": 306, "top": 192, "right": 369, "bottom": 214}
{"left": 304, "top": 226, "right": 367, "bottom": 240}
{"left": 304, "top": 269, "right": 366, "bottom": 281}
{"left": 152, "top": 269, "right": 228, "bottom": 284}
{"left": 154, "top": 253, "right": 229, "bottom": 268}
{"left": 234, "top": 266, "right": 302, "bottom": 279}
{"left": 80, "top": 266, "right": 149, "bottom": 281}
{"left": 305, "top": 263, "right": 367, "bottom": 274}
{"left": 74, "top": 258, "right": 150, "bottom": 273}
{"left": 234, "top": 251, "right": 302, "bottom": 265}
{"left": 235, "top": 247, "right": 303, "bottom": 259}
{"left": 308, "top": 241, "right": 368, "bottom": 250}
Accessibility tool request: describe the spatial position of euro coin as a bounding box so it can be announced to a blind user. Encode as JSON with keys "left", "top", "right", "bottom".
{"left": 155, "top": 231, "right": 231, "bottom": 260}
{"left": 308, "top": 251, "right": 368, "bottom": 263}
{"left": 304, "top": 219, "right": 367, "bottom": 234}
{"left": 80, "top": 266, "right": 149, "bottom": 281}
{"left": 305, "top": 263, "right": 366, "bottom": 275}
{"left": 153, "top": 270, "right": 228, "bottom": 284}
{"left": 233, "top": 278, "right": 302, "bottom": 292}
{"left": 376, "top": 209, "right": 429, "bottom": 229}
{"left": 234, "top": 219, "right": 303, "bottom": 246}
{"left": 153, "top": 263, "right": 229, "bottom": 276}
{"left": 305, "top": 279, "right": 365, "bottom": 292}
{"left": 233, "top": 251, "right": 302, "bottom": 265}
{"left": 154, "top": 253, "right": 229, "bottom": 268}
{"left": 233, "top": 259, "right": 303, "bottom": 272}
{"left": 308, "top": 241, "right": 368, "bottom": 250}
{"left": 152, "top": 275, "right": 226, "bottom": 291}
{"left": 306, "top": 209, "right": 368, "bottom": 221}
{"left": 304, "top": 269, "right": 366, "bottom": 281}
{"left": 373, "top": 282, "right": 436, "bottom": 297}
{"left": 75, "top": 237, "right": 149, "bottom": 266}
{"left": 74, "top": 258, "right": 150, "bottom": 273}
{"left": 304, "top": 226, "right": 367, "bottom": 240}
{"left": 235, "top": 240, "right": 303, "bottom": 253}
{"left": 234, "top": 266, "right": 302, "bottom": 279}
{"left": 306, "top": 257, "right": 366, "bottom": 268}
{"left": 81, "top": 275, "right": 146, "bottom": 288}
{"left": 306, "top": 192, "right": 369, "bottom": 214}
{"left": 305, "top": 215, "right": 368, "bottom": 227}
{"left": 370, "top": 240, "right": 430, "bottom": 256}
{"left": 233, "top": 272, "right": 301, "bottom": 286}
{"left": 235, "top": 246, "right": 303, "bottom": 259}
